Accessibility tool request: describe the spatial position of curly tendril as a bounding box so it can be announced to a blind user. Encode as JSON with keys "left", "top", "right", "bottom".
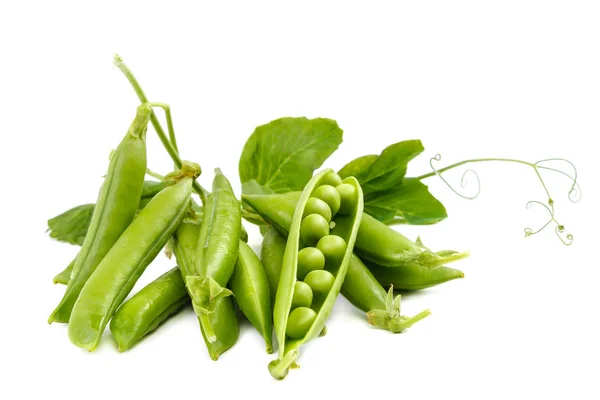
{"left": 429, "top": 154, "right": 481, "bottom": 200}
{"left": 418, "top": 155, "right": 580, "bottom": 246}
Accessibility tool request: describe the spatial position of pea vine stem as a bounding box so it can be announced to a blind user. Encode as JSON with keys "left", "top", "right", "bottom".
{"left": 113, "top": 54, "right": 208, "bottom": 205}
{"left": 416, "top": 158, "right": 533, "bottom": 180}
{"left": 146, "top": 168, "right": 165, "bottom": 181}
{"left": 416, "top": 155, "right": 580, "bottom": 245}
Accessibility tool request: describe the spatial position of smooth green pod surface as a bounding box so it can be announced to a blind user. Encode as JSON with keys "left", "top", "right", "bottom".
{"left": 190, "top": 169, "right": 242, "bottom": 343}
{"left": 195, "top": 169, "right": 242, "bottom": 286}
{"left": 367, "top": 261, "right": 465, "bottom": 290}
{"left": 172, "top": 220, "right": 239, "bottom": 360}
{"left": 261, "top": 227, "right": 287, "bottom": 302}
{"left": 110, "top": 267, "right": 189, "bottom": 351}
{"left": 229, "top": 240, "right": 273, "bottom": 353}
{"left": 342, "top": 255, "right": 388, "bottom": 312}
{"left": 49, "top": 105, "right": 150, "bottom": 323}
{"left": 68, "top": 169, "right": 196, "bottom": 351}
{"left": 269, "top": 169, "right": 363, "bottom": 380}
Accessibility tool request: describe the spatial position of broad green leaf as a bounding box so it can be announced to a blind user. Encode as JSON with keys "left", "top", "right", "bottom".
{"left": 47, "top": 180, "right": 171, "bottom": 246}
{"left": 364, "top": 178, "right": 447, "bottom": 224}
{"left": 339, "top": 140, "right": 424, "bottom": 193}
{"left": 241, "top": 179, "right": 275, "bottom": 196}
{"left": 239, "top": 117, "right": 343, "bottom": 194}
{"left": 337, "top": 154, "right": 377, "bottom": 180}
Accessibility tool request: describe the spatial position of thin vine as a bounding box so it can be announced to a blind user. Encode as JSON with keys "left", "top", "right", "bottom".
{"left": 113, "top": 54, "right": 209, "bottom": 205}
{"left": 416, "top": 155, "right": 581, "bottom": 245}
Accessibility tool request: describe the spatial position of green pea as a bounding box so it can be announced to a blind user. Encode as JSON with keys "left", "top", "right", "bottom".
{"left": 291, "top": 281, "right": 313, "bottom": 309}
{"left": 286, "top": 307, "right": 317, "bottom": 339}
{"left": 302, "top": 197, "right": 332, "bottom": 222}
{"left": 312, "top": 185, "right": 341, "bottom": 216}
{"left": 316, "top": 235, "right": 347, "bottom": 266}
{"left": 320, "top": 171, "right": 343, "bottom": 187}
{"left": 304, "top": 270, "right": 335, "bottom": 295}
{"left": 336, "top": 183, "right": 357, "bottom": 216}
{"left": 300, "top": 214, "right": 330, "bottom": 246}
{"left": 297, "top": 247, "right": 325, "bottom": 280}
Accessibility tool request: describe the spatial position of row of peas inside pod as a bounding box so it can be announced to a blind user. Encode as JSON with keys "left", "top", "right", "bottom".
{"left": 269, "top": 169, "right": 364, "bottom": 379}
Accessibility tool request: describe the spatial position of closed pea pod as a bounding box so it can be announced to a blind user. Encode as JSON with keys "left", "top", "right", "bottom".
{"left": 172, "top": 220, "right": 239, "bottom": 361}
{"left": 229, "top": 240, "right": 273, "bottom": 353}
{"left": 261, "top": 227, "right": 287, "bottom": 302}
{"left": 268, "top": 169, "right": 363, "bottom": 380}
{"left": 186, "top": 169, "right": 242, "bottom": 343}
{"left": 366, "top": 260, "right": 465, "bottom": 291}
{"left": 68, "top": 162, "right": 200, "bottom": 351}
{"left": 48, "top": 104, "right": 151, "bottom": 324}
{"left": 243, "top": 191, "right": 468, "bottom": 269}
{"left": 335, "top": 212, "right": 469, "bottom": 268}
{"left": 110, "top": 267, "right": 189, "bottom": 351}
{"left": 342, "top": 255, "right": 388, "bottom": 312}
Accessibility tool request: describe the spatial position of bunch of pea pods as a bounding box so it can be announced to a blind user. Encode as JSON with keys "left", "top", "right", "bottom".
{"left": 47, "top": 107, "right": 468, "bottom": 381}
{"left": 47, "top": 58, "right": 470, "bottom": 380}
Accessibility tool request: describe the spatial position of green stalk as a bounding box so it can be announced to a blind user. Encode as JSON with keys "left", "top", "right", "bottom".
{"left": 113, "top": 54, "right": 208, "bottom": 205}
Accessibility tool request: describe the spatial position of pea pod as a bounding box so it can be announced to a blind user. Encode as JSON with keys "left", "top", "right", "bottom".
{"left": 172, "top": 219, "right": 240, "bottom": 361}
{"left": 268, "top": 169, "right": 363, "bottom": 380}
{"left": 261, "top": 228, "right": 385, "bottom": 316}
{"left": 341, "top": 255, "right": 388, "bottom": 312}
{"left": 366, "top": 260, "right": 465, "bottom": 291}
{"left": 187, "top": 169, "right": 242, "bottom": 343}
{"left": 110, "top": 267, "right": 189, "bottom": 351}
{"left": 243, "top": 192, "right": 468, "bottom": 269}
{"left": 260, "top": 227, "right": 287, "bottom": 302}
{"left": 48, "top": 104, "right": 151, "bottom": 324}
{"left": 229, "top": 240, "right": 273, "bottom": 353}
{"left": 68, "top": 162, "right": 199, "bottom": 351}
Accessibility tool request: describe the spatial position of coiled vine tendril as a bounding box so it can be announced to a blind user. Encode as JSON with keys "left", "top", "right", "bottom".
{"left": 416, "top": 156, "right": 581, "bottom": 245}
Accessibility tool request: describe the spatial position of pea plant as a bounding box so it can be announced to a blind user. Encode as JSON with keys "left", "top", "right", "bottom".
{"left": 46, "top": 55, "right": 581, "bottom": 379}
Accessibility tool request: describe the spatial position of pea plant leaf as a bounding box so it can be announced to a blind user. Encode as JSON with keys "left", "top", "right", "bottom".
{"left": 47, "top": 180, "right": 171, "bottom": 246}
{"left": 339, "top": 140, "right": 446, "bottom": 225}
{"left": 239, "top": 117, "right": 343, "bottom": 194}
{"left": 364, "top": 178, "right": 447, "bottom": 224}
{"left": 338, "top": 140, "right": 424, "bottom": 194}
{"left": 337, "top": 154, "right": 378, "bottom": 179}
{"left": 241, "top": 179, "right": 275, "bottom": 196}
{"left": 47, "top": 204, "right": 95, "bottom": 246}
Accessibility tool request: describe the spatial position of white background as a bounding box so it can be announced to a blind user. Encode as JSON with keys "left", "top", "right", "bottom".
{"left": 1, "top": 1, "right": 599, "bottom": 399}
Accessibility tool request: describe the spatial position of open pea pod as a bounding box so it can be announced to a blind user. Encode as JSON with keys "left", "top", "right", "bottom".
{"left": 248, "top": 193, "right": 435, "bottom": 337}
{"left": 268, "top": 169, "right": 364, "bottom": 380}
